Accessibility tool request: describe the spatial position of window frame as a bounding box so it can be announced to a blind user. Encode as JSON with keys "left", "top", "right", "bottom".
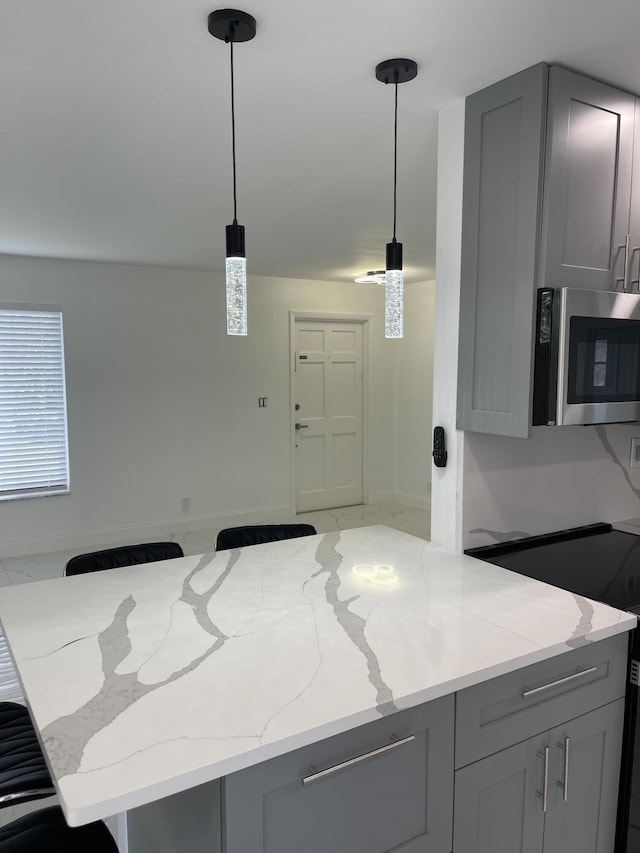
{"left": 0, "top": 303, "right": 70, "bottom": 502}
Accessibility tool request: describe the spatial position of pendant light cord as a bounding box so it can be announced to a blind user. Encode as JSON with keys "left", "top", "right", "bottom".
{"left": 392, "top": 79, "right": 398, "bottom": 242}
{"left": 229, "top": 32, "right": 238, "bottom": 224}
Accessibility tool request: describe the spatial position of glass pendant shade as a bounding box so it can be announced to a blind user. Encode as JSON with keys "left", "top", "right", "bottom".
{"left": 226, "top": 222, "right": 247, "bottom": 336}
{"left": 385, "top": 239, "right": 403, "bottom": 339}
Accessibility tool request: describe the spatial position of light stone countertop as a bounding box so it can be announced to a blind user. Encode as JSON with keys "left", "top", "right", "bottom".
{"left": 0, "top": 525, "right": 635, "bottom": 825}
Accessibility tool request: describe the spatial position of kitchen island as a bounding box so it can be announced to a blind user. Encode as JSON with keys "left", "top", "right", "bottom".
{"left": 0, "top": 525, "right": 635, "bottom": 852}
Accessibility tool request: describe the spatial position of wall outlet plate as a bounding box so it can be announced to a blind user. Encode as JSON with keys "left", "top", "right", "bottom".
{"left": 630, "top": 438, "right": 640, "bottom": 469}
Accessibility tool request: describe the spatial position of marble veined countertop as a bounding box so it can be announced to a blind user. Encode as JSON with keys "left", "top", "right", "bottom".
{"left": 0, "top": 525, "right": 635, "bottom": 825}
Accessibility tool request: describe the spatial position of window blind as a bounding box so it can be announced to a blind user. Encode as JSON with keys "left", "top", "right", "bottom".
{"left": 0, "top": 308, "right": 70, "bottom": 500}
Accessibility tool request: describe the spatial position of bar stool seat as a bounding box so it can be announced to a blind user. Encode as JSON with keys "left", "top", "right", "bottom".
{"left": 0, "top": 704, "right": 53, "bottom": 809}
{"left": 0, "top": 805, "right": 118, "bottom": 852}
{"left": 215, "top": 523, "right": 317, "bottom": 550}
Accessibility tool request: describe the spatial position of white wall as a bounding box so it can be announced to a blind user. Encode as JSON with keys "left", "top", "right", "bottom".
{"left": 393, "top": 280, "right": 435, "bottom": 509}
{"left": 463, "top": 424, "right": 640, "bottom": 548}
{"left": 0, "top": 253, "right": 413, "bottom": 555}
{"left": 430, "top": 101, "right": 466, "bottom": 551}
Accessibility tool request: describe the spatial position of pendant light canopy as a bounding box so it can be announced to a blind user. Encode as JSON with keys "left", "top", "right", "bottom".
{"left": 375, "top": 58, "right": 418, "bottom": 339}
{"left": 208, "top": 9, "right": 257, "bottom": 336}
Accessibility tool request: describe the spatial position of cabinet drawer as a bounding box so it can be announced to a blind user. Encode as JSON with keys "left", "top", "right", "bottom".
{"left": 224, "top": 695, "right": 454, "bottom": 853}
{"left": 455, "top": 633, "right": 628, "bottom": 768}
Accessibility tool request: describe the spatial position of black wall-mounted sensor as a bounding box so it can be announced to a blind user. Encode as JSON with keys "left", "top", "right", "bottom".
{"left": 432, "top": 426, "right": 447, "bottom": 468}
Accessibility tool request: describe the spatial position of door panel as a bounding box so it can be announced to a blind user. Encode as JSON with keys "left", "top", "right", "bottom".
{"left": 295, "top": 321, "right": 363, "bottom": 512}
{"left": 543, "top": 700, "right": 624, "bottom": 853}
{"left": 453, "top": 733, "right": 546, "bottom": 853}
{"left": 540, "top": 66, "right": 635, "bottom": 290}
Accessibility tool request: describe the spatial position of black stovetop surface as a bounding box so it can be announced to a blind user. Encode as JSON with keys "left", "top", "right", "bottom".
{"left": 465, "top": 523, "right": 640, "bottom": 612}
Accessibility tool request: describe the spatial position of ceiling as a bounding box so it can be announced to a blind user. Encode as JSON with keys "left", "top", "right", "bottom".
{"left": 3, "top": 0, "right": 640, "bottom": 284}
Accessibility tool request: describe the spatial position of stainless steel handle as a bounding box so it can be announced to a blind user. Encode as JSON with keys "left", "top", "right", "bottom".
{"left": 301, "top": 734, "right": 415, "bottom": 786}
{"left": 536, "top": 746, "right": 550, "bottom": 812}
{"left": 522, "top": 666, "right": 597, "bottom": 698}
{"left": 556, "top": 737, "right": 570, "bottom": 802}
{"left": 631, "top": 246, "right": 640, "bottom": 291}
{"left": 295, "top": 423, "right": 309, "bottom": 430}
{"left": 617, "top": 235, "right": 631, "bottom": 291}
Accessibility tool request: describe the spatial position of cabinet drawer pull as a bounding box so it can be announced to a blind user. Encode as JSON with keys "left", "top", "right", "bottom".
{"left": 556, "top": 736, "right": 570, "bottom": 801}
{"left": 536, "top": 746, "right": 549, "bottom": 813}
{"left": 301, "top": 735, "right": 415, "bottom": 786}
{"left": 522, "top": 666, "right": 597, "bottom": 698}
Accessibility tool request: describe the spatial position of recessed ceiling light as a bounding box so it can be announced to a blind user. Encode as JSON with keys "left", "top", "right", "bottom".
{"left": 354, "top": 270, "right": 386, "bottom": 285}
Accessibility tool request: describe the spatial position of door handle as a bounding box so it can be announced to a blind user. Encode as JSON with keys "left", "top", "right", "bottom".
{"left": 522, "top": 666, "right": 597, "bottom": 698}
{"left": 295, "top": 423, "right": 308, "bottom": 430}
{"left": 301, "top": 735, "right": 415, "bottom": 785}
{"left": 536, "top": 746, "right": 550, "bottom": 813}
{"left": 556, "top": 737, "right": 570, "bottom": 802}
{"left": 617, "top": 235, "right": 631, "bottom": 291}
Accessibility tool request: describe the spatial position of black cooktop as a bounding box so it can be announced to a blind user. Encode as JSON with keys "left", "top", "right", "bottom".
{"left": 465, "top": 522, "right": 640, "bottom": 613}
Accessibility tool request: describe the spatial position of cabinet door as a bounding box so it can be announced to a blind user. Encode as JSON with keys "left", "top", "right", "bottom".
{"left": 223, "top": 697, "right": 454, "bottom": 853}
{"left": 543, "top": 699, "right": 625, "bottom": 853}
{"left": 540, "top": 67, "right": 635, "bottom": 291}
{"left": 457, "top": 63, "right": 547, "bottom": 438}
{"left": 453, "top": 733, "right": 547, "bottom": 853}
{"left": 626, "top": 98, "right": 640, "bottom": 292}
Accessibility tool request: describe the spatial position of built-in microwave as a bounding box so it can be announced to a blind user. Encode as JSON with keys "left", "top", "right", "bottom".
{"left": 533, "top": 287, "right": 640, "bottom": 426}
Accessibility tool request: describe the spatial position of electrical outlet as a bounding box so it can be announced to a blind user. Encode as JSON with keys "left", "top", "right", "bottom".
{"left": 630, "top": 439, "right": 640, "bottom": 469}
{"left": 181, "top": 497, "right": 191, "bottom": 512}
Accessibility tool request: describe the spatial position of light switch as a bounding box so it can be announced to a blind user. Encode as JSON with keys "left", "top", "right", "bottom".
{"left": 630, "top": 438, "right": 640, "bottom": 468}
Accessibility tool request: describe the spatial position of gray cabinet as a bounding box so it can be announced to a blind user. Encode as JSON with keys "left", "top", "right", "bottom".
{"left": 453, "top": 699, "right": 625, "bottom": 853}
{"left": 453, "top": 635, "right": 627, "bottom": 853}
{"left": 453, "top": 731, "right": 547, "bottom": 853}
{"left": 457, "top": 63, "right": 547, "bottom": 438}
{"left": 223, "top": 696, "right": 454, "bottom": 853}
{"left": 540, "top": 67, "right": 636, "bottom": 292}
{"left": 458, "top": 62, "right": 640, "bottom": 436}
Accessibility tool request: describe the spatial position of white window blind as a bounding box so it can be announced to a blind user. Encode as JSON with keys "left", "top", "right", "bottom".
{"left": 0, "top": 308, "right": 70, "bottom": 500}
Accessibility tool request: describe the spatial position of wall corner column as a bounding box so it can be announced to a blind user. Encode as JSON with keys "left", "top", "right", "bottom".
{"left": 430, "top": 100, "right": 465, "bottom": 552}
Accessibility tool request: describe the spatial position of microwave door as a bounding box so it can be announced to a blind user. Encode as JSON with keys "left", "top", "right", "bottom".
{"left": 556, "top": 288, "right": 640, "bottom": 425}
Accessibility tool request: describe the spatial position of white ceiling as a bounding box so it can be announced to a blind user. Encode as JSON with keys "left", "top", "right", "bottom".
{"left": 3, "top": 0, "right": 640, "bottom": 284}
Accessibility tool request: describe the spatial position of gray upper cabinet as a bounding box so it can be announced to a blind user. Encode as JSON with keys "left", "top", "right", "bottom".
{"left": 539, "top": 67, "right": 636, "bottom": 291}
{"left": 457, "top": 63, "right": 547, "bottom": 437}
{"left": 458, "top": 62, "right": 640, "bottom": 437}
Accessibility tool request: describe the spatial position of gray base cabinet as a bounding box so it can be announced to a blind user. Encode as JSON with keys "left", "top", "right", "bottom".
{"left": 223, "top": 696, "right": 455, "bottom": 853}
{"left": 453, "top": 699, "right": 624, "bottom": 853}
{"left": 454, "top": 732, "right": 547, "bottom": 853}
{"left": 453, "top": 635, "right": 628, "bottom": 853}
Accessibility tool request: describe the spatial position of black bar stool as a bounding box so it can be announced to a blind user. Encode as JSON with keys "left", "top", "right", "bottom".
{"left": 0, "top": 805, "right": 118, "bottom": 852}
{"left": 216, "top": 524, "right": 317, "bottom": 551}
{"left": 0, "top": 703, "right": 54, "bottom": 810}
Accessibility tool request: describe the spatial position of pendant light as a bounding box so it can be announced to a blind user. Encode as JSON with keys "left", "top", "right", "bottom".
{"left": 208, "top": 9, "right": 257, "bottom": 336}
{"left": 375, "top": 59, "right": 418, "bottom": 339}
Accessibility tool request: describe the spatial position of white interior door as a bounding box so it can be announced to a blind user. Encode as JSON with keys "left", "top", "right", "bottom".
{"left": 294, "top": 320, "right": 363, "bottom": 512}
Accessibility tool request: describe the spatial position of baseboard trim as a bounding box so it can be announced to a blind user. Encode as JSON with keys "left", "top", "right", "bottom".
{"left": 0, "top": 504, "right": 293, "bottom": 559}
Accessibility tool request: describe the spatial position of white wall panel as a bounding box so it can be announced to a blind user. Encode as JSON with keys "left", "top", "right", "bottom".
{"left": 0, "top": 254, "right": 399, "bottom": 554}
